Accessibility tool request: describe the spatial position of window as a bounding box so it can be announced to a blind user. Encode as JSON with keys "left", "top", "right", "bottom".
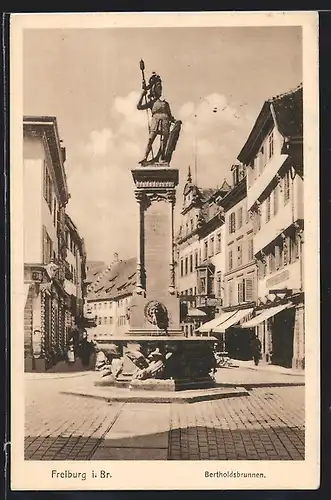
{"left": 216, "top": 232, "right": 222, "bottom": 253}
{"left": 43, "top": 162, "right": 53, "bottom": 210}
{"left": 210, "top": 237, "right": 214, "bottom": 257}
{"left": 283, "top": 238, "right": 289, "bottom": 266}
{"left": 268, "top": 251, "right": 275, "bottom": 273}
{"left": 266, "top": 195, "right": 271, "bottom": 222}
{"left": 289, "top": 235, "right": 297, "bottom": 263}
{"left": 237, "top": 280, "right": 245, "bottom": 303}
{"left": 248, "top": 238, "right": 254, "bottom": 261}
{"left": 109, "top": 317, "right": 113, "bottom": 324}
{"left": 190, "top": 219, "right": 194, "bottom": 232}
{"left": 93, "top": 303, "right": 96, "bottom": 310}
{"left": 237, "top": 244, "right": 243, "bottom": 267}
{"left": 194, "top": 250, "right": 199, "bottom": 269}
{"left": 216, "top": 272, "right": 222, "bottom": 298}
{"left": 268, "top": 131, "right": 274, "bottom": 159}
{"left": 275, "top": 245, "right": 283, "bottom": 270}
{"left": 228, "top": 282, "right": 233, "bottom": 307}
{"left": 185, "top": 256, "right": 188, "bottom": 275}
{"left": 199, "top": 277, "right": 206, "bottom": 295}
{"left": 189, "top": 254, "right": 193, "bottom": 273}
{"left": 284, "top": 171, "right": 290, "bottom": 203}
{"left": 180, "top": 259, "right": 184, "bottom": 277}
{"left": 98, "top": 303, "right": 101, "bottom": 309}
{"left": 98, "top": 317, "right": 102, "bottom": 325}
{"left": 238, "top": 207, "right": 243, "bottom": 229}
{"left": 203, "top": 240, "right": 208, "bottom": 260}
{"left": 229, "top": 212, "right": 236, "bottom": 234}
{"left": 256, "top": 210, "right": 261, "bottom": 231}
{"left": 53, "top": 199, "right": 57, "bottom": 227}
{"left": 273, "top": 185, "right": 279, "bottom": 215}
{"left": 259, "top": 145, "right": 266, "bottom": 174}
{"left": 42, "top": 226, "right": 53, "bottom": 264}
{"left": 104, "top": 317, "right": 108, "bottom": 324}
{"left": 229, "top": 250, "right": 233, "bottom": 271}
{"left": 238, "top": 277, "right": 254, "bottom": 302}
{"left": 245, "top": 277, "right": 254, "bottom": 302}
{"left": 258, "top": 259, "right": 264, "bottom": 280}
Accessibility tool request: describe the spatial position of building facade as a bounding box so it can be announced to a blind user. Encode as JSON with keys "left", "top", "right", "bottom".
{"left": 64, "top": 214, "right": 87, "bottom": 333}
{"left": 237, "top": 84, "right": 304, "bottom": 369}
{"left": 212, "top": 164, "right": 258, "bottom": 357}
{"left": 175, "top": 168, "right": 230, "bottom": 336}
{"left": 86, "top": 256, "right": 136, "bottom": 338}
{"left": 23, "top": 116, "right": 86, "bottom": 371}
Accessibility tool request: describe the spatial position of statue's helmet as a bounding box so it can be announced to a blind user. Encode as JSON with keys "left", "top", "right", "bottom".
{"left": 148, "top": 72, "right": 162, "bottom": 98}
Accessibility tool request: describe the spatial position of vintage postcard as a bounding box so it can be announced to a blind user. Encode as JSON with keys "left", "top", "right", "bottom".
{"left": 10, "top": 11, "right": 319, "bottom": 490}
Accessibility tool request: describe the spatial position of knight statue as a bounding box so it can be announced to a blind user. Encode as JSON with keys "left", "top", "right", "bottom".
{"left": 137, "top": 60, "right": 182, "bottom": 166}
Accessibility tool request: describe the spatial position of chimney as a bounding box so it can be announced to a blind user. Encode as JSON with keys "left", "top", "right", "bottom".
{"left": 113, "top": 252, "right": 119, "bottom": 263}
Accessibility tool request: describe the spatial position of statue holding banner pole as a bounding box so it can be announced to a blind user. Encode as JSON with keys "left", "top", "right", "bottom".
{"left": 137, "top": 59, "right": 182, "bottom": 166}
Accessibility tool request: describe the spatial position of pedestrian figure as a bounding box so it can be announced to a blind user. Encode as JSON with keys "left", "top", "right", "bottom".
{"left": 78, "top": 330, "right": 95, "bottom": 369}
{"left": 250, "top": 334, "right": 262, "bottom": 366}
{"left": 66, "top": 337, "right": 76, "bottom": 364}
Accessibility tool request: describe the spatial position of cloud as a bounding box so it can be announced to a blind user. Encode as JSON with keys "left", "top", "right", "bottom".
{"left": 67, "top": 90, "right": 253, "bottom": 261}
{"left": 84, "top": 128, "right": 114, "bottom": 156}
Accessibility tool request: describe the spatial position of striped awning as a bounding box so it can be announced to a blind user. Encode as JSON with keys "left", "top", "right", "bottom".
{"left": 241, "top": 303, "right": 293, "bottom": 329}
{"left": 213, "top": 308, "right": 254, "bottom": 333}
{"left": 187, "top": 308, "right": 206, "bottom": 317}
{"left": 196, "top": 310, "right": 238, "bottom": 333}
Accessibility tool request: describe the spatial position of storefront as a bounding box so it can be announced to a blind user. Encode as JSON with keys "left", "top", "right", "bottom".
{"left": 241, "top": 297, "right": 304, "bottom": 369}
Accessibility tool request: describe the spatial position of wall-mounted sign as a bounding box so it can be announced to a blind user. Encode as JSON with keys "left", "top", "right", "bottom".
{"left": 266, "top": 269, "right": 290, "bottom": 289}
{"left": 32, "top": 329, "right": 42, "bottom": 358}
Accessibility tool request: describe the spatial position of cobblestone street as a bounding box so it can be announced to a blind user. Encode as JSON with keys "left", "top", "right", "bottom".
{"left": 24, "top": 370, "right": 305, "bottom": 461}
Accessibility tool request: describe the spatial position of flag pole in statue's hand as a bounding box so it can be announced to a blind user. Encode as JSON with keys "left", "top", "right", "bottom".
{"left": 139, "top": 59, "right": 154, "bottom": 160}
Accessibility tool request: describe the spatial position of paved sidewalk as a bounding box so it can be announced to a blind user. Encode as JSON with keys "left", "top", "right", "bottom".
{"left": 24, "top": 369, "right": 305, "bottom": 461}
{"left": 235, "top": 360, "right": 304, "bottom": 376}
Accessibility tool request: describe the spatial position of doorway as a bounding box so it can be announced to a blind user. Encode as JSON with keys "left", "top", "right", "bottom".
{"left": 271, "top": 307, "right": 295, "bottom": 368}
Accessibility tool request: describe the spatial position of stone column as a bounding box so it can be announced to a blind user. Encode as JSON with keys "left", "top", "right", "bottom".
{"left": 167, "top": 189, "right": 176, "bottom": 296}
{"left": 134, "top": 190, "right": 145, "bottom": 296}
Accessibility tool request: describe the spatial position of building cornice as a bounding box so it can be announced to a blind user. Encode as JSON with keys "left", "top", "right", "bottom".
{"left": 23, "top": 116, "right": 69, "bottom": 206}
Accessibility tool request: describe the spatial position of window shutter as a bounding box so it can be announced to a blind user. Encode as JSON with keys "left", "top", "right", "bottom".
{"left": 238, "top": 281, "right": 243, "bottom": 303}
{"left": 42, "top": 226, "right": 47, "bottom": 264}
{"left": 245, "top": 278, "right": 253, "bottom": 302}
{"left": 43, "top": 161, "right": 47, "bottom": 200}
{"left": 283, "top": 238, "right": 289, "bottom": 266}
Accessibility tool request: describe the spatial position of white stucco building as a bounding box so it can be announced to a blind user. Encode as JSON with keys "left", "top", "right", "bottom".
{"left": 237, "top": 84, "right": 304, "bottom": 369}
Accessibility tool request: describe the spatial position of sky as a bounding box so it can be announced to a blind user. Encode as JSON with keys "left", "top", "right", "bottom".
{"left": 23, "top": 26, "right": 302, "bottom": 263}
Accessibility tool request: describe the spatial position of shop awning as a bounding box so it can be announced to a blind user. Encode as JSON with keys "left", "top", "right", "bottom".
{"left": 241, "top": 303, "right": 293, "bottom": 329}
{"left": 213, "top": 308, "right": 254, "bottom": 333}
{"left": 187, "top": 308, "right": 206, "bottom": 317}
{"left": 196, "top": 311, "right": 238, "bottom": 333}
{"left": 24, "top": 284, "right": 31, "bottom": 307}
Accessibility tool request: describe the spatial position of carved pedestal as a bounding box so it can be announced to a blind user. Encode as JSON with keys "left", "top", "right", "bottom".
{"left": 129, "top": 165, "right": 181, "bottom": 336}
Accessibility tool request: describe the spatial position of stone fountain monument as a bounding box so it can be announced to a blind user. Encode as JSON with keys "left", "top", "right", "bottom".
{"left": 95, "top": 62, "right": 217, "bottom": 391}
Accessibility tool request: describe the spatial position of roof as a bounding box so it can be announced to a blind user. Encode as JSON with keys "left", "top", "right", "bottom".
{"left": 86, "top": 261, "right": 108, "bottom": 285}
{"left": 237, "top": 84, "right": 303, "bottom": 164}
{"left": 271, "top": 85, "right": 303, "bottom": 139}
{"left": 87, "top": 257, "right": 136, "bottom": 301}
